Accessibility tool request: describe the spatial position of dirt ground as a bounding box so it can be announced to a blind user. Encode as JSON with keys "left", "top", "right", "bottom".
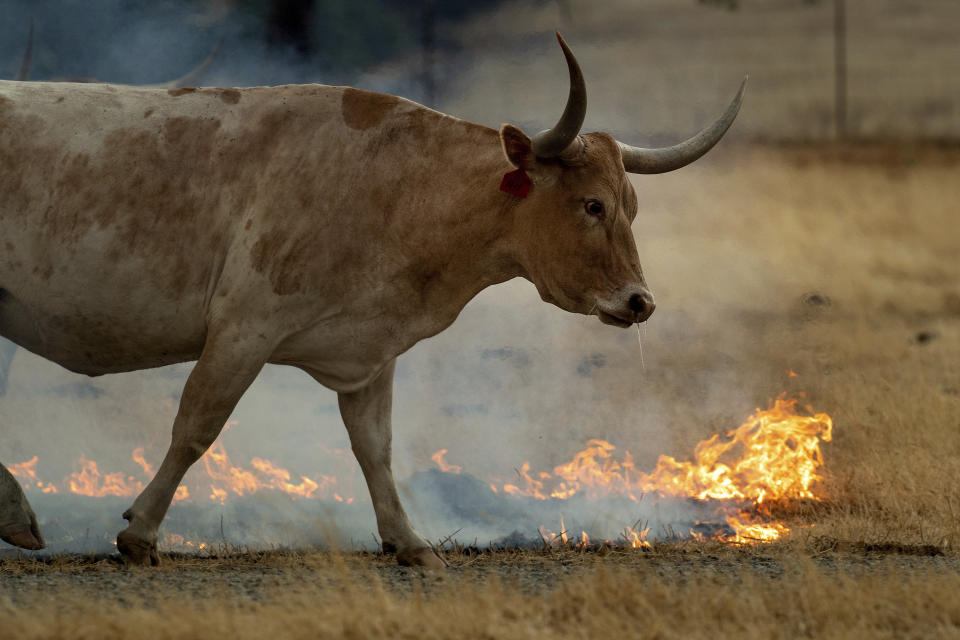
{"left": 1, "top": 544, "right": 959, "bottom": 639}
{"left": 1, "top": 543, "right": 958, "bottom": 601}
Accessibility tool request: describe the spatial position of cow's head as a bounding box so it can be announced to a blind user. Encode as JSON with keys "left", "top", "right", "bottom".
{"left": 501, "top": 34, "right": 745, "bottom": 328}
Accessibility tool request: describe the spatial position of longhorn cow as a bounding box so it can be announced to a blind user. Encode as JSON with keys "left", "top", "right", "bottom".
{"left": 0, "top": 34, "right": 744, "bottom": 567}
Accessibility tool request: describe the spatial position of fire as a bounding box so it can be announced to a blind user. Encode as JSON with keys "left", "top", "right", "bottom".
{"left": 622, "top": 525, "right": 652, "bottom": 549}
{"left": 8, "top": 456, "right": 39, "bottom": 484}
{"left": 537, "top": 516, "right": 593, "bottom": 549}
{"left": 725, "top": 516, "right": 788, "bottom": 544}
{"left": 68, "top": 457, "right": 144, "bottom": 498}
{"left": 162, "top": 533, "right": 209, "bottom": 550}
{"left": 8, "top": 456, "right": 59, "bottom": 494}
{"left": 132, "top": 447, "right": 153, "bottom": 475}
{"left": 202, "top": 442, "right": 340, "bottom": 504}
{"left": 10, "top": 424, "right": 357, "bottom": 507}
{"left": 499, "top": 394, "right": 833, "bottom": 544}
{"left": 431, "top": 449, "right": 462, "bottom": 474}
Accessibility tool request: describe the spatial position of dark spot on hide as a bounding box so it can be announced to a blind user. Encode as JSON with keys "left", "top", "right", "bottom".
{"left": 341, "top": 87, "right": 399, "bottom": 131}
{"left": 249, "top": 229, "right": 312, "bottom": 296}
{"left": 31, "top": 265, "right": 53, "bottom": 281}
{"left": 163, "top": 116, "right": 221, "bottom": 148}
{"left": 56, "top": 97, "right": 65, "bottom": 103}
{"left": 167, "top": 87, "right": 197, "bottom": 97}
{"left": 144, "top": 109, "right": 154, "bottom": 118}
{"left": 218, "top": 89, "right": 241, "bottom": 105}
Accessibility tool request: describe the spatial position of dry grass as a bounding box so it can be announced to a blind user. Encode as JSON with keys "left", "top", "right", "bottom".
{"left": 1, "top": 549, "right": 959, "bottom": 639}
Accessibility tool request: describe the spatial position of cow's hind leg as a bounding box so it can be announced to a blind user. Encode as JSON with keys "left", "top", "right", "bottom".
{"left": 117, "top": 327, "right": 272, "bottom": 565}
{"left": 0, "top": 462, "right": 44, "bottom": 550}
{"left": 337, "top": 360, "right": 444, "bottom": 569}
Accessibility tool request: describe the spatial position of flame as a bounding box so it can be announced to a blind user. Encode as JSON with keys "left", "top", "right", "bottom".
{"left": 163, "top": 533, "right": 208, "bottom": 550}
{"left": 132, "top": 447, "right": 153, "bottom": 475}
{"left": 725, "top": 516, "right": 788, "bottom": 543}
{"left": 504, "top": 395, "right": 833, "bottom": 543}
{"left": 430, "top": 449, "right": 462, "bottom": 474}
{"left": 68, "top": 457, "right": 145, "bottom": 498}
{"left": 11, "top": 422, "right": 356, "bottom": 507}
{"left": 201, "top": 442, "right": 338, "bottom": 503}
{"left": 8, "top": 456, "right": 39, "bottom": 486}
{"left": 622, "top": 525, "right": 652, "bottom": 549}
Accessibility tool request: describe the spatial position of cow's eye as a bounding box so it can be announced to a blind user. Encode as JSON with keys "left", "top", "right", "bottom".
{"left": 584, "top": 199, "right": 605, "bottom": 217}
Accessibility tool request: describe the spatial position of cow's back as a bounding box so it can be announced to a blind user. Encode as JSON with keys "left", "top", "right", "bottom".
{"left": 0, "top": 82, "right": 347, "bottom": 374}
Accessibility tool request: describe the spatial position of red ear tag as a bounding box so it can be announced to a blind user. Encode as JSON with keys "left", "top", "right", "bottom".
{"left": 499, "top": 168, "right": 532, "bottom": 199}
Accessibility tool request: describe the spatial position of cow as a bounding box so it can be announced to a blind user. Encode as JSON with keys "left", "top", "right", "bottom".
{"left": 0, "top": 34, "right": 744, "bottom": 567}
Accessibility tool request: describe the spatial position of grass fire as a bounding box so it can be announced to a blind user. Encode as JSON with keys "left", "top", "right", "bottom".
{"left": 435, "top": 393, "right": 832, "bottom": 546}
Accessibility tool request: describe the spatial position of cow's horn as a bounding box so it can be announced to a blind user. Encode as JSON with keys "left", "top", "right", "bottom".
{"left": 530, "top": 33, "right": 587, "bottom": 159}
{"left": 618, "top": 76, "right": 747, "bottom": 174}
{"left": 14, "top": 17, "right": 34, "bottom": 82}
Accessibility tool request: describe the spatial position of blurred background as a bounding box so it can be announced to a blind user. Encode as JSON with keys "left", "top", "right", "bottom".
{"left": 1, "top": 0, "right": 957, "bottom": 553}
{"left": 2, "top": 0, "right": 959, "bottom": 140}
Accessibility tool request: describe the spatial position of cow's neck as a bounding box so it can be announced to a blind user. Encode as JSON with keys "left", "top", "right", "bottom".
{"left": 382, "top": 127, "right": 524, "bottom": 339}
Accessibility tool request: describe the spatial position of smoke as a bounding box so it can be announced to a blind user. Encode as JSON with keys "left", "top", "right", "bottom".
{"left": 1, "top": 0, "right": 887, "bottom": 554}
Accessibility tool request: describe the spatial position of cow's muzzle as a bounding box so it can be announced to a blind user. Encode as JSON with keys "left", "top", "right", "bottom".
{"left": 597, "top": 291, "right": 655, "bottom": 327}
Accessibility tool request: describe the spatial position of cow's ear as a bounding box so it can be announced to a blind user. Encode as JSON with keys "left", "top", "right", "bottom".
{"left": 499, "top": 124, "right": 537, "bottom": 171}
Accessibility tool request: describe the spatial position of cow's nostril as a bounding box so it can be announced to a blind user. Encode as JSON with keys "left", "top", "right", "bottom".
{"left": 628, "top": 293, "right": 656, "bottom": 319}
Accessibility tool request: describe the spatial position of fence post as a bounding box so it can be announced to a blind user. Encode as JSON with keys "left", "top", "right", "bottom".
{"left": 834, "top": 0, "right": 847, "bottom": 139}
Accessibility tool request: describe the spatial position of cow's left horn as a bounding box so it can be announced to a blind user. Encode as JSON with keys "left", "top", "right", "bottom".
{"left": 530, "top": 33, "right": 587, "bottom": 159}
{"left": 619, "top": 76, "right": 747, "bottom": 174}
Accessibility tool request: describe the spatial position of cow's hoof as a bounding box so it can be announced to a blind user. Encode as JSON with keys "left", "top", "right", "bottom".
{"left": 116, "top": 530, "right": 160, "bottom": 566}
{"left": 0, "top": 522, "right": 45, "bottom": 550}
{"left": 397, "top": 547, "right": 447, "bottom": 570}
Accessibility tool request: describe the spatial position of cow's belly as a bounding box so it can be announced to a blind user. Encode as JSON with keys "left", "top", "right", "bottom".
{"left": 0, "top": 279, "right": 208, "bottom": 376}
{"left": 269, "top": 303, "right": 457, "bottom": 394}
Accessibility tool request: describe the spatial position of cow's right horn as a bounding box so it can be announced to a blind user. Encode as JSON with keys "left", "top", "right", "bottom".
{"left": 530, "top": 33, "right": 587, "bottom": 160}
{"left": 14, "top": 17, "right": 34, "bottom": 82}
{"left": 618, "top": 77, "right": 747, "bottom": 174}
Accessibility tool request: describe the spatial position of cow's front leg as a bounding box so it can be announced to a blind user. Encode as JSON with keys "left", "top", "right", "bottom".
{"left": 338, "top": 360, "right": 444, "bottom": 569}
{"left": 0, "top": 462, "right": 44, "bottom": 550}
{"left": 117, "top": 327, "right": 272, "bottom": 565}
